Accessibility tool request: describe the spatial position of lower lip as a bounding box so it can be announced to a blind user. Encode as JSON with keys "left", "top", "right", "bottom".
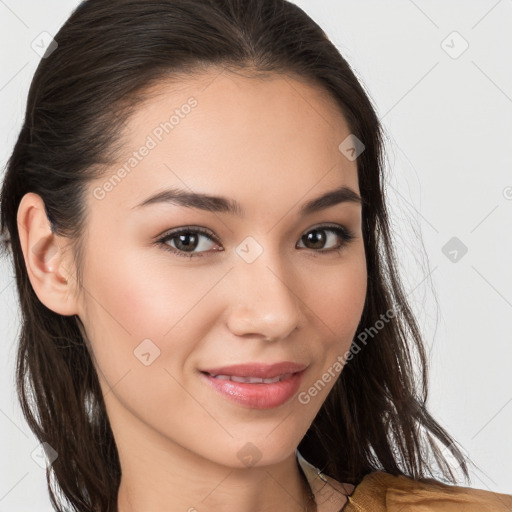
{"left": 200, "top": 370, "right": 305, "bottom": 409}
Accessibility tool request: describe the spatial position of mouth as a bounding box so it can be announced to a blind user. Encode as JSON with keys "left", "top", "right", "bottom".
{"left": 201, "top": 372, "right": 294, "bottom": 384}
{"left": 198, "top": 362, "right": 308, "bottom": 409}
{"left": 199, "top": 361, "right": 307, "bottom": 379}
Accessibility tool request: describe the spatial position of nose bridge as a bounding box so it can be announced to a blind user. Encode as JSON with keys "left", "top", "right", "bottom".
{"left": 227, "top": 236, "right": 301, "bottom": 339}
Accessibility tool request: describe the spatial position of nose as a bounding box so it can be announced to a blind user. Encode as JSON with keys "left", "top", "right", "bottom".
{"left": 225, "top": 246, "right": 302, "bottom": 342}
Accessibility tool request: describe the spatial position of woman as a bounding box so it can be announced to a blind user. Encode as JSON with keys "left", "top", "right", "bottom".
{"left": 1, "top": 1, "right": 510, "bottom": 511}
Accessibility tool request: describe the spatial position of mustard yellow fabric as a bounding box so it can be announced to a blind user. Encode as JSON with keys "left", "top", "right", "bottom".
{"left": 297, "top": 450, "right": 512, "bottom": 512}
{"left": 342, "top": 471, "right": 512, "bottom": 512}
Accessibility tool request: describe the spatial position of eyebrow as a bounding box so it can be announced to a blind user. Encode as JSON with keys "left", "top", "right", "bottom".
{"left": 132, "top": 185, "right": 363, "bottom": 217}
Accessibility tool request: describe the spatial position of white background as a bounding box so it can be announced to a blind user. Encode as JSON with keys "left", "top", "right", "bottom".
{"left": 1, "top": 1, "right": 511, "bottom": 509}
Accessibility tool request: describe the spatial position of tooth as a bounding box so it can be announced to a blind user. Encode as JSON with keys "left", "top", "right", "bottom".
{"left": 211, "top": 374, "right": 287, "bottom": 383}
{"left": 248, "top": 377, "right": 266, "bottom": 383}
{"left": 230, "top": 376, "right": 254, "bottom": 383}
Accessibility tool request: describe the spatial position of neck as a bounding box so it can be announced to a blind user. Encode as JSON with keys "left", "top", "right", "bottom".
{"left": 114, "top": 417, "right": 312, "bottom": 512}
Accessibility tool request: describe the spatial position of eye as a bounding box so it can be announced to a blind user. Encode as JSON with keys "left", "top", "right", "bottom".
{"left": 156, "top": 226, "right": 222, "bottom": 259}
{"left": 297, "top": 224, "right": 356, "bottom": 255}
{"left": 155, "top": 224, "right": 356, "bottom": 259}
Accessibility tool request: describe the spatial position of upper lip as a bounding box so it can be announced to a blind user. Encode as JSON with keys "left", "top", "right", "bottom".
{"left": 200, "top": 362, "right": 307, "bottom": 379}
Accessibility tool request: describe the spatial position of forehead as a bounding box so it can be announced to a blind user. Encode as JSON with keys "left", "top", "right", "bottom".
{"left": 88, "top": 68, "right": 360, "bottom": 216}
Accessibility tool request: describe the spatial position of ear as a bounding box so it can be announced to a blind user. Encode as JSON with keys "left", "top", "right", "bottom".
{"left": 17, "top": 192, "right": 80, "bottom": 316}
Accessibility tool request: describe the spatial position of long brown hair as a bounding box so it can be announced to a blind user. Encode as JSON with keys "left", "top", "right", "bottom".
{"left": 0, "top": 0, "right": 470, "bottom": 510}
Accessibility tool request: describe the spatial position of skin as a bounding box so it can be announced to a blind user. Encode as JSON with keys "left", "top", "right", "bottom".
{"left": 18, "top": 68, "right": 367, "bottom": 512}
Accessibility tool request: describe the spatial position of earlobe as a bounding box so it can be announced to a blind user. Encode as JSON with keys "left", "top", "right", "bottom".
{"left": 17, "top": 192, "right": 80, "bottom": 316}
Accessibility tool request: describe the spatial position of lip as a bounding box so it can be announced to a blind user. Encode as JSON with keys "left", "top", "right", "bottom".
{"left": 200, "top": 361, "right": 307, "bottom": 379}
{"left": 199, "top": 362, "right": 308, "bottom": 410}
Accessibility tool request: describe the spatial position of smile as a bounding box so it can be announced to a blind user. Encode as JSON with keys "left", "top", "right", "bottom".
{"left": 199, "top": 368, "right": 306, "bottom": 409}
{"left": 205, "top": 372, "right": 294, "bottom": 384}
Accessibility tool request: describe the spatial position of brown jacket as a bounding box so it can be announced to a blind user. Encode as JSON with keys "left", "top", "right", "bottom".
{"left": 297, "top": 451, "right": 512, "bottom": 512}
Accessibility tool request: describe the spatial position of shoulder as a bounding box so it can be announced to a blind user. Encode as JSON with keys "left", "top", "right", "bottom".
{"left": 344, "top": 470, "right": 512, "bottom": 512}
{"left": 296, "top": 450, "right": 512, "bottom": 512}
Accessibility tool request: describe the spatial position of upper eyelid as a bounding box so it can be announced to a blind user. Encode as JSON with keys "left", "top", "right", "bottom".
{"left": 158, "top": 223, "right": 350, "bottom": 240}
{"left": 158, "top": 226, "right": 220, "bottom": 244}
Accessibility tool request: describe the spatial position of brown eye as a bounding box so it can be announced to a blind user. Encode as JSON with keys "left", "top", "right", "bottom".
{"left": 156, "top": 224, "right": 355, "bottom": 260}
{"left": 157, "top": 227, "right": 222, "bottom": 259}
{"left": 297, "top": 225, "right": 355, "bottom": 253}
{"left": 172, "top": 232, "right": 201, "bottom": 252}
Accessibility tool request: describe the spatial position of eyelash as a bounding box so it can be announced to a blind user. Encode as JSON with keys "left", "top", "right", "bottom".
{"left": 155, "top": 224, "right": 356, "bottom": 260}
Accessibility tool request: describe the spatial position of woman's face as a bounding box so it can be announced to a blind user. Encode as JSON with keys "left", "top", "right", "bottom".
{"left": 76, "top": 69, "right": 367, "bottom": 468}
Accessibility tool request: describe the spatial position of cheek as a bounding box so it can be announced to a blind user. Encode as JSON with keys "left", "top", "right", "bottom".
{"left": 78, "top": 247, "right": 229, "bottom": 386}
{"left": 299, "top": 250, "right": 367, "bottom": 398}
{"left": 77, "top": 250, "right": 216, "bottom": 428}
{"left": 306, "top": 250, "right": 367, "bottom": 346}
{"left": 83, "top": 244, "right": 221, "bottom": 338}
